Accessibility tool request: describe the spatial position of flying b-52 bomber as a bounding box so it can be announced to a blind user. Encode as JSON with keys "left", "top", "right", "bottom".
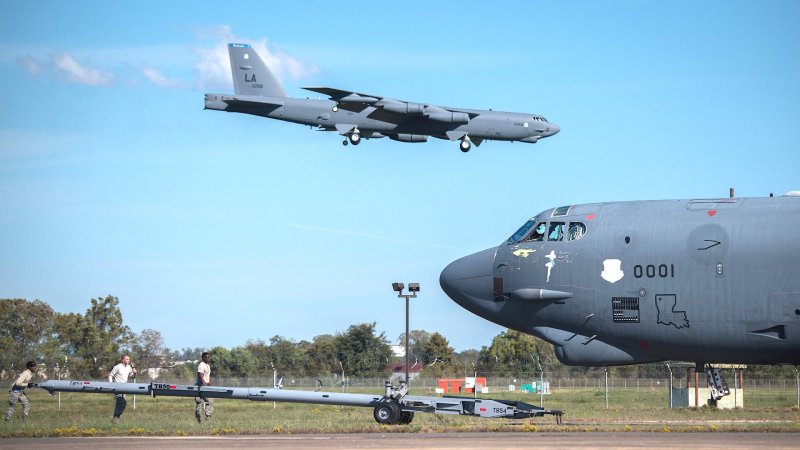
{"left": 440, "top": 192, "right": 800, "bottom": 401}
{"left": 204, "top": 44, "right": 559, "bottom": 152}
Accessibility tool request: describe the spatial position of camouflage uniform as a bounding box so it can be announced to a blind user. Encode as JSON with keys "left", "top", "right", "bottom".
{"left": 195, "top": 358, "right": 214, "bottom": 421}
{"left": 5, "top": 368, "right": 34, "bottom": 421}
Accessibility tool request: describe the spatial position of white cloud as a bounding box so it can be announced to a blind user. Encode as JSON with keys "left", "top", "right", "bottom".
{"left": 10, "top": 28, "right": 317, "bottom": 91}
{"left": 14, "top": 52, "right": 114, "bottom": 87}
{"left": 194, "top": 44, "right": 232, "bottom": 91}
{"left": 140, "top": 66, "right": 189, "bottom": 89}
{"left": 192, "top": 26, "right": 319, "bottom": 91}
{"left": 52, "top": 52, "right": 114, "bottom": 86}
{"left": 16, "top": 55, "right": 44, "bottom": 76}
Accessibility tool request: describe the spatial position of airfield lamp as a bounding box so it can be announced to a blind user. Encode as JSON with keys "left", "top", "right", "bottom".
{"left": 392, "top": 282, "right": 420, "bottom": 385}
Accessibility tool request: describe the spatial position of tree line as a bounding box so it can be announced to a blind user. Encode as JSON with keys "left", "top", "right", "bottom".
{"left": 1, "top": 297, "right": 796, "bottom": 381}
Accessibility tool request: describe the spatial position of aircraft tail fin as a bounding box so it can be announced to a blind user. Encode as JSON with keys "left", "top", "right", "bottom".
{"left": 228, "top": 43, "right": 288, "bottom": 98}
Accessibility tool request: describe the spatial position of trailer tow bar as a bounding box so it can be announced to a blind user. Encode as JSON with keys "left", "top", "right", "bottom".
{"left": 36, "top": 379, "right": 563, "bottom": 425}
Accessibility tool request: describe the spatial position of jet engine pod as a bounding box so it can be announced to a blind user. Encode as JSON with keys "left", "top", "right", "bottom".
{"left": 390, "top": 134, "right": 428, "bottom": 143}
{"left": 338, "top": 93, "right": 379, "bottom": 104}
{"left": 380, "top": 99, "right": 425, "bottom": 115}
{"left": 425, "top": 111, "right": 470, "bottom": 124}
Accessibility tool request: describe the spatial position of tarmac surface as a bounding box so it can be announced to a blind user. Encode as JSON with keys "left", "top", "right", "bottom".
{"left": 2, "top": 432, "right": 799, "bottom": 449}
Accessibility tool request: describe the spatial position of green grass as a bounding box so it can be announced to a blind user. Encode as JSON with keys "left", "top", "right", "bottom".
{"left": 1, "top": 386, "right": 798, "bottom": 437}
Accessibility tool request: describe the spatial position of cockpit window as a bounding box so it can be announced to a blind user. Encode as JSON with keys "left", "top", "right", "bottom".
{"left": 507, "top": 220, "right": 536, "bottom": 244}
{"left": 568, "top": 222, "right": 586, "bottom": 241}
{"left": 525, "top": 222, "right": 546, "bottom": 242}
{"left": 552, "top": 206, "right": 571, "bottom": 217}
{"left": 511, "top": 220, "right": 586, "bottom": 244}
{"left": 548, "top": 222, "right": 565, "bottom": 241}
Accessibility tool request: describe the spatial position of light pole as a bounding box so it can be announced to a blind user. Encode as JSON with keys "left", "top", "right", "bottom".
{"left": 392, "top": 282, "right": 420, "bottom": 386}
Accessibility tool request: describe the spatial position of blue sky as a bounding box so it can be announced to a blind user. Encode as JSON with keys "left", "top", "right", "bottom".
{"left": 2, "top": 1, "right": 799, "bottom": 353}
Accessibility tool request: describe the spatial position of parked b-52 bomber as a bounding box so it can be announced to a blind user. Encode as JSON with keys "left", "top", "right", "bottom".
{"left": 204, "top": 44, "right": 559, "bottom": 152}
{"left": 440, "top": 192, "right": 800, "bottom": 402}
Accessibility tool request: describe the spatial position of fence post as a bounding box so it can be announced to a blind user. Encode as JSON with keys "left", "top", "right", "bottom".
{"left": 796, "top": 369, "right": 799, "bottom": 408}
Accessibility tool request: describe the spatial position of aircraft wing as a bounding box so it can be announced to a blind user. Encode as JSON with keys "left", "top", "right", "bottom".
{"left": 302, "top": 87, "right": 481, "bottom": 125}
{"left": 303, "top": 87, "right": 377, "bottom": 101}
{"left": 303, "top": 87, "right": 377, "bottom": 113}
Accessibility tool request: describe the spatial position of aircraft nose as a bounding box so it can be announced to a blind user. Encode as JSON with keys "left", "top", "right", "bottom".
{"left": 547, "top": 123, "right": 560, "bottom": 136}
{"left": 440, "top": 247, "right": 497, "bottom": 310}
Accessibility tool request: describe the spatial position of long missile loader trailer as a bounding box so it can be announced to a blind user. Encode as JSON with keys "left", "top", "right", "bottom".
{"left": 37, "top": 379, "right": 563, "bottom": 425}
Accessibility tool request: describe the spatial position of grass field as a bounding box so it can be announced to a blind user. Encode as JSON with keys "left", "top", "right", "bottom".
{"left": 1, "top": 385, "right": 798, "bottom": 437}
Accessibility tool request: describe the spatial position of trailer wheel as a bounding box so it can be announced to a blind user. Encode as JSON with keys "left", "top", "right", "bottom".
{"left": 399, "top": 411, "right": 414, "bottom": 424}
{"left": 373, "top": 402, "right": 401, "bottom": 425}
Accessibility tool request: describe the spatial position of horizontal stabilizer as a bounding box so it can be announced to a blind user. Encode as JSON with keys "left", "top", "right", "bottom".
{"left": 204, "top": 93, "right": 284, "bottom": 111}
{"left": 223, "top": 97, "right": 284, "bottom": 106}
{"left": 223, "top": 96, "right": 285, "bottom": 107}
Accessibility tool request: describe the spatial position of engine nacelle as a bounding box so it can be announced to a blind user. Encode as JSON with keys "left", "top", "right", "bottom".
{"left": 425, "top": 111, "right": 470, "bottom": 124}
{"left": 390, "top": 134, "right": 428, "bottom": 143}
{"left": 380, "top": 100, "right": 424, "bottom": 115}
{"left": 338, "top": 93, "right": 378, "bottom": 104}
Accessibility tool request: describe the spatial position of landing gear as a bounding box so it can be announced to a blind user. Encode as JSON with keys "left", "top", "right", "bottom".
{"left": 459, "top": 138, "right": 471, "bottom": 152}
{"left": 342, "top": 129, "right": 361, "bottom": 146}
{"left": 399, "top": 411, "right": 414, "bottom": 424}
{"left": 373, "top": 401, "right": 401, "bottom": 425}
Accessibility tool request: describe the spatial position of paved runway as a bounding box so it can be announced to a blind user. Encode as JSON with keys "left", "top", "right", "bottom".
{"left": 2, "top": 432, "right": 799, "bottom": 449}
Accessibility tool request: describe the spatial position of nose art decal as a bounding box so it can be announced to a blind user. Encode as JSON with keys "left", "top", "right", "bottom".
{"left": 545, "top": 251, "right": 557, "bottom": 282}
{"left": 601, "top": 259, "right": 624, "bottom": 283}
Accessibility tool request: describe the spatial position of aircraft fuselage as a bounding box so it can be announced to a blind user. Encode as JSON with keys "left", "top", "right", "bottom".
{"left": 204, "top": 94, "right": 553, "bottom": 143}
{"left": 440, "top": 195, "right": 800, "bottom": 366}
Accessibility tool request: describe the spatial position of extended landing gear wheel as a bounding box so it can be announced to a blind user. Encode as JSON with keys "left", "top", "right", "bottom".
{"left": 342, "top": 139, "right": 348, "bottom": 146}
{"left": 349, "top": 132, "right": 361, "bottom": 145}
{"left": 373, "top": 401, "right": 401, "bottom": 425}
{"left": 399, "top": 411, "right": 414, "bottom": 424}
{"left": 459, "top": 139, "right": 471, "bottom": 152}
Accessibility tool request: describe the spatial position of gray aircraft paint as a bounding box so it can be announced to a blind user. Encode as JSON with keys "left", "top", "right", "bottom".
{"left": 204, "top": 44, "right": 559, "bottom": 152}
{"left": 440, "top": 194, "right": 800, "bottom": 366}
